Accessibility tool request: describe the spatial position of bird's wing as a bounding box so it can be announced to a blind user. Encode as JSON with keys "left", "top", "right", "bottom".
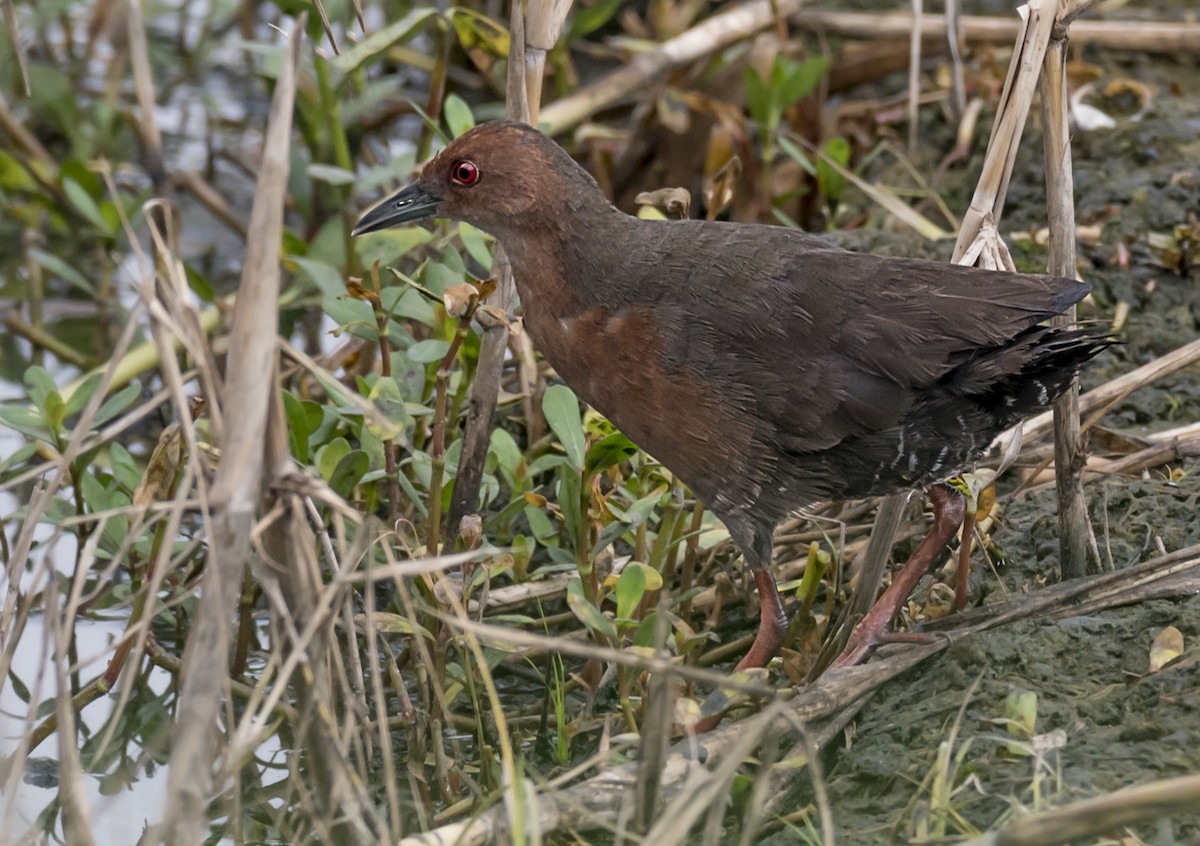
{"left": 645, "top": 224, "right": 1086, "bottom": 452}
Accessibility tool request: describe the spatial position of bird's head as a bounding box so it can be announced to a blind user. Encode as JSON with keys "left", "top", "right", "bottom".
{"left": 352, "top": 121, "right": 605, "bottom": 238}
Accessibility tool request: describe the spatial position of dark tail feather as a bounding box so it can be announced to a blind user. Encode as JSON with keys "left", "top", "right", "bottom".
{"left": 990, "top": 325, "right": 1115, "bottom": 422}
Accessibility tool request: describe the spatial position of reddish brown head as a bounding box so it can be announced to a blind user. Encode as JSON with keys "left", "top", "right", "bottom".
{"left": 352, "top": 121, "right": 611, "bottom": 239}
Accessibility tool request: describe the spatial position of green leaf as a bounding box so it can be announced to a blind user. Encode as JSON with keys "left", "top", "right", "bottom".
{"left": 43, "top": 391, "right": 66, "bottom": 432}
{"left": 6, "top": 669, "right": 30, "bottom": 703}
{"left": 356, "top": 228, "right": 434, "bottom": 271}
{"left": 489, "top": 427, "right": 522, "bottom": 473}
{"left": 306, "top": 164, "right": 356, "bottom": 186}
{"left": 406, "top": 339, "right": 451, "bottom": 365}
{"left": 568, "top": 0, "right": 623, "bottom": 38}
{"left": 542, "top": 385, "right": 585, "bottom": 470}
{"left": 329, "top": 450, "right": 370, "bottom": 499}
{"left": 523, "top": 503, "right": 557, "bottom": 545}
{"left": 585, "top": 430, "right": 638, "bottom": 475}
{"left": 778, "top": 56, "right": 830, "bottom": 110}
{"left": 743, "top": 67, "right": 771, "bottom": 128}
{"left": 557, "top": 464, "right": 582, "bottom": 551}
{"left": 292, "top": 256, "right": 346, "bottom": 298}
{"left": 778, "top": 135, "right": 817, "bottom": 177}
{"left": 457, "top": 222, "right": 492, "bottom": 270}
{"left": 0, "top": 150, "right": 37, "bottom": 192}
{"left": 64, "top": 373, "right": 104, "bottom": 419}
{"left": 31, "top": 249, "right": 95, "bottom": 296}
{"left": 817, "top": 136, "right": 851, "bottom": 210}
{"left": 447, "top": 7, "right": 509, "bottom": 57}
{"left": 567, "top": 577, "right": 617, "bottom": 642}
{"left": 283, "top": 392, "right": 324, "bottom": 462}
{"left": 0, "top": 441, "right": 38, "bottom": 475}
{"left": 632, "top": 610, "right": 667, "bottom": 649}
{"left": 317, "top": 437, "right": 352, "bottom": 482}
{"left": 23, "top": 366, "right": 57, "bottom": 412}
{"left": 108, "top": 442, "right": 141, "bottom": 492}
{"left": 329, "top": 8, "right": 438, "bottom": 75}
{"left": 380, "top": 285, "right": 437, "bottom": 328}
{"left": 62, "top": 177, "right": 113, "bottom": 235}
{"left": 356, "top": 150, "right": 417, "bottom": 193}
{"left": 367, "top": 376, "right": 411, "bottom": 438}
{"left": 321, "top": 295, "right": 378, "bottom": 342}
{"left": 615, "top": 562, "right": 647, "bottom": 621}
{"left": 591, "top": 518, "right": 630, "bottom": 559}
{"left": 443, "top": 93, "right": 475, "bottom": 138}
{"left": 0, "top": 406, "right": 53, "bottom": 442}
{"left": 93, "top": 384, "right": 140, "bottom": 427}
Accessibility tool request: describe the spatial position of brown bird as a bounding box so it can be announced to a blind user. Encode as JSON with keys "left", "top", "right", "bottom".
{"left": 354, "top": 121, "right": 1108, "bottom": 716}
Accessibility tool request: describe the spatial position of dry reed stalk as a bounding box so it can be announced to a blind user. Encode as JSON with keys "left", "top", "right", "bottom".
{"left": 1041, "top": 25, "right": 1091, "bottom": 577}
{"left": 1, "top": 0, "right": 29, "bottom": 95}
{"left": 525, "top": 0, "right": 573, "bottom": 125}
{"left": 789, "top": 8, "right": 1200, "bottom": 52}
{"left": 1020, "top": 434, "right": 1200, "bottom": 491}
{"left": 446, "top": 0, "right": 540, "bottom": 535}
{"left": 47, "top": 576, "right": 96, "bottom": 846}
{"left": 125, "top": 0, "right": 164, "bottom": 185}
{"left": 951, "top": 0, "right": 1057, "bottom": 259}
{"left": 964, "top": 773, "right": 1200, "bottom": 845}
{"left": 538, "top": 0, "right": 812, "bottom": 134}
{"left": 908, "top": 0, "right": 923, "bottom": 155}
{"left": 161, "top": 18, "right": 302, "bottom": 845}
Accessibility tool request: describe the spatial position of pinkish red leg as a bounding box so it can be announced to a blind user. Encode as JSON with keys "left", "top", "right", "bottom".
{"left": 691, "top": 568, "right": 789, "bottom": 733}
{"left": 734, "top": 569, "right": 790, "bottom": 671}
{"left": 953, "top": 505, "right": 977, "bottom": 611}
{"left": 833, "top": 484, "right": 966, "bottom": 668}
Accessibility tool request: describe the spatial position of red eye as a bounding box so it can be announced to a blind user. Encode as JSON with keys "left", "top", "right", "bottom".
{"left": 452, "top": 160, "right": 479, "bottom": 186}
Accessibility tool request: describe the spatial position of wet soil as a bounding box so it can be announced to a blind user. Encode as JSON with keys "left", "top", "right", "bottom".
{"left": 804, "top": 474, "right": 1200, "bottom": 844}
{"left": 781, "top": 82, "right": 1200, "bottom": 844}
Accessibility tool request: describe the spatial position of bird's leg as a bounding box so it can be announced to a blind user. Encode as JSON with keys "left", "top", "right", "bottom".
{"left": 833, "top": 483, "right": 967, "bottom": 668}
{"left": 737, "top": 568, "right": 790, "bottom": 671}
{"left": 691, "top": 567, "right": 788, "bottom": 734}
{"left": 953, "top": 504, "right": 977, "bottom": 611}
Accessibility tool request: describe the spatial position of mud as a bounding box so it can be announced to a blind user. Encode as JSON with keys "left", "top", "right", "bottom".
{"left": 797, "top": 475, "right": 1200, "bottom": 844}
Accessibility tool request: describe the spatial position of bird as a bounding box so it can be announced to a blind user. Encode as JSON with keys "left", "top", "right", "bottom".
{"left": 353, "top": 120, "right": 1109, "bottom": 722}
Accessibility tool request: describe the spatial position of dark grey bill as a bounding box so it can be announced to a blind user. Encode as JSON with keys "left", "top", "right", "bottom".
{"left": 351, "top": 184, "right": 443, "bottom": 235}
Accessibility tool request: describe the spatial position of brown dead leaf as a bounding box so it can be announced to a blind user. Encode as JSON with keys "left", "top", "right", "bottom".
{"left": 1149, "top": 625, "right": 1184, "bottom": 673}
{"left": 133, "top": 423, "right": 183, "bottom": 507}
{"left": 343, "top": 278, "right": 380, "bottom": 306}
{"left": 634, "top": 187, "right": 692, "bottom": 220}
{"left": 443, "top": 283, "right": 477, "bottom": 318}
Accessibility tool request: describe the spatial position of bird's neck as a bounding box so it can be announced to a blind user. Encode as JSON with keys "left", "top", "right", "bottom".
{"left": 498, "top": 201, "right": 638, "bottom": 317}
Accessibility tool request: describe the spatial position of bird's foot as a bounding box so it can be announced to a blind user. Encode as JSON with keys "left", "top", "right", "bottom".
{"left": 830, "top": 484, "right": 968, "bottom": 669}
{"left": 689, "top": 569, "right": 788, "bottom": 734}
{"left": 831, "top": 620, "right": 941, "bottom": 668}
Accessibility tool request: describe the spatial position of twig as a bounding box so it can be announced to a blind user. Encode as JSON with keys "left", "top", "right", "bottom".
{"left": 789, "top": 8, "right": 1200, "bottom": 53}
{"left": 539, "top": 0, "right": 812, "bottom": 134}
{"left": 1, "top": 311, "right": 92, "bottom": 367}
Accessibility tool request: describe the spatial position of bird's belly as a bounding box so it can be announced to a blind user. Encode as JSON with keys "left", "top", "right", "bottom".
{"left": 525, "top": 305, "right": 757, "bottom": 505}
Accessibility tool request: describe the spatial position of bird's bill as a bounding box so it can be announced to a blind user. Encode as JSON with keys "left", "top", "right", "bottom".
{"left": 351, "top": 184, "right": 443, "bottom": 235}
